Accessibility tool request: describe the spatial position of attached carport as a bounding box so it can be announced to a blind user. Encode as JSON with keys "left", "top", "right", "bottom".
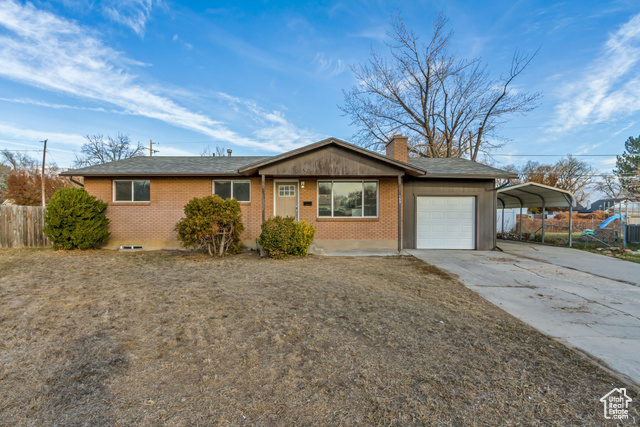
{"left": 497, "top": 182, "right": 577, "bottom": 246}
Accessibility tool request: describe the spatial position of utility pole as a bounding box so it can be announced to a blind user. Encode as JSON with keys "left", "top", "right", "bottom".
{"left": 148, "top": 139, "right": 159, "bottom": 156}
{"left": 41, "top": 139, "right": 47, "bottom": 207}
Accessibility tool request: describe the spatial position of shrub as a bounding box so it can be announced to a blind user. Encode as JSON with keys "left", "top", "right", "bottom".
{"left": 175, "top": 195, "right": 245, "bottom": 256}
{"left": 258, "top": 216, "right": 316, "bottom": 259}
{"left": 43, "top": 187, "right": 110, "bottom": 250}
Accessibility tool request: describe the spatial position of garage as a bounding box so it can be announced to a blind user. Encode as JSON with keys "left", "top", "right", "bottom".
{"left": 416, "top": 196, "right": 476, "bottom": 249}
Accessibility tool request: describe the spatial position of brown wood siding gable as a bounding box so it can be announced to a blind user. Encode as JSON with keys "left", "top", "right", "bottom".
{"left": 258, "top": 145, "right": 404, "bottom": 177}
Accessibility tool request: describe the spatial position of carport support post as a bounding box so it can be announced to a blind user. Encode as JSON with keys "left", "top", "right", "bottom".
{"left": 501, "top": 205, "right": 505, "bottom": 238}
{"left": 568, "top": 205, "right": 573, "bottom": 248}
{"left": 519, "top": 204, "right": 523, "bottom": 241}
{"left": 541, "top": 201, "right": 546, "bottom": 244}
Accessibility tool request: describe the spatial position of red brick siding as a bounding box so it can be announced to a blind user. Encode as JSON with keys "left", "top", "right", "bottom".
{"left": 84, "top": 176, "right": 399, "bottom": 244}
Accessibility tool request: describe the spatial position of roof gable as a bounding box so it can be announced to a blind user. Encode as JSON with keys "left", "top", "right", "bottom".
{"left": 254, "top": 144, "right": 405, "bottom": 177}
{"left": 238, "top": 138, "right": 425, "bottom": 176}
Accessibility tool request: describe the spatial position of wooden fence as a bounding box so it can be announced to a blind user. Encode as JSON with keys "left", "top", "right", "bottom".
{"left": 0, "top": 205, "right": 51, "bottom": 248}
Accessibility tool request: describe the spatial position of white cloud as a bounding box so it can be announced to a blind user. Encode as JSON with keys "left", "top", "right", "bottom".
{"left": 171, "top": 33, "right": 193, "bottom": 50}
{"left": 0, "top": 122, "right": 86, "bottom": 147}
{"left": 349, "top": 27, "right": 387, "bottom": 42}
{"left": 0, "top": 1, "right": 316, "bottom": 153}
{"left": 216, "top": 93, "right": 322, "bottom": 151}
{"left": 101, "top": 0, "right": 159, "bottom": 37}
{"left": 599, "top": 157, "right": 618, "bottom": 166}
{"left": 0, "top": 96, "right": 115, "bottom": 113}
{"left": 312, "top": 52, "right": 346, "bottom": 77}
{"left": 552, "top": 13, "right": 640, "bottom": 132}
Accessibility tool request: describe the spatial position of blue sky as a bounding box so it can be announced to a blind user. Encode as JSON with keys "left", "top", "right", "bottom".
{"left": 0, "top": 0, "right": 639, "bottom": 175}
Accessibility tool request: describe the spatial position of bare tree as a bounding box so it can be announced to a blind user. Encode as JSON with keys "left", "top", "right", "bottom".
{"left": 74, "top": 134, "right": 145, "bottom": 167}
{"left": 519, "top": 161, "right": 559, "bottom": 188}
{"left": 0, "top": 149, "right": 38, "bottom": 170}
{"left": 594, "top": 175, "right": 629, "bottom": 198}
{"left": 200, "top": 145, "right": 227, "bottom": 157}
{"left": 341, "top": 14, "right": 540, "bottom": 160}
{"left": 494, "top": 164, "right": 520, "bottom": 188}
{"left": 555, "top": 156, "right": 596, "bottom": 204}
{"left": 507, "top": 156, "right": 595, "bottom": 204}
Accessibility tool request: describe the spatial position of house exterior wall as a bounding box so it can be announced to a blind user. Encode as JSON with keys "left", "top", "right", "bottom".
{"left": 296, "top": 178, "right": 399, "bottom": 250}
{"left": 402, "top": 178, "right": 496, "bottom": 250}
{"left": 83, "top": 176, "right": 400, "bottom": 250}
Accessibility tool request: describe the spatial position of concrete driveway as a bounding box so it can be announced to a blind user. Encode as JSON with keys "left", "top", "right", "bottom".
{"left": 407, "top": 241, "right": 640, "bottom": 387}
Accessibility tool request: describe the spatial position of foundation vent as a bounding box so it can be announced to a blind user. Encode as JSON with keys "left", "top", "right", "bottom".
{"left": 119, "top": 245, "right": 143, "bottom": 250}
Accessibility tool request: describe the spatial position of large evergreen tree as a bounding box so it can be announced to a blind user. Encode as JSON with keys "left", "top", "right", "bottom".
{"left": 615, "top": 135, "right": 640, "bottom": 196}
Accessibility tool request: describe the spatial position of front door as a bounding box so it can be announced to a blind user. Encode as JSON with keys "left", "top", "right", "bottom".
{"left": 275, "top": 181, "right": 298, "bottom": 219}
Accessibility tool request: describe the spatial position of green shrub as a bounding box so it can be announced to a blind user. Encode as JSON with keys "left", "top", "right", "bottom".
{"left": 175, "top": 195, "right": 245, "bottom": 256}
{"left": 43, "top": 187, "right": 110, "bottom": 250}
{"left": 258, "top": 216, "right": 316, "bottom": 259}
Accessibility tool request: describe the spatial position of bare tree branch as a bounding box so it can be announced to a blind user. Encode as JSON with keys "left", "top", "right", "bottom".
{"left": 74, "top": 134, "right": 145, "bottom": 167}
{"left": 340, "top": 13, "right": 541, "bottom": 160}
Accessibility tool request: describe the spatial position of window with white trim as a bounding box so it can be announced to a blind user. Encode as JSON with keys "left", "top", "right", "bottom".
{"left": 318, "top": 180, "right": 378, "bottom": 218}
{"left": 213, "top": 180, "right": 251, "bottom": 202}
{"left": 113, "top": 180, "right": 150, "bottom": 202}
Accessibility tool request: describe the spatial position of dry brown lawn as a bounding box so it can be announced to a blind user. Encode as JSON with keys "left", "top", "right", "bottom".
{"left": 0, "top": 249, "right": 637, "bottom": 426}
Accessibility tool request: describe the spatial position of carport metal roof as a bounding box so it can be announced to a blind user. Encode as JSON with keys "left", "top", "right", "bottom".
{"left": 497, "top": 182, "right": 576, "bottom": 209}
{"left": 496, "top": 182, "right": 577, "bottom": 247}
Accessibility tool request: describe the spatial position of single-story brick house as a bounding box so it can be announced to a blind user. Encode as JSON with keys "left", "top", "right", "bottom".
{"left": 62, "top": 136, "right": 516, "bottom": 251}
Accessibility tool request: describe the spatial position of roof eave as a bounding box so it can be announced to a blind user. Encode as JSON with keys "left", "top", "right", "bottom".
{"left": 417, "top": 173, "right": 518, "bottom": 179}
{"left": 61, "top": 171, "right": 244, "bottom": 177}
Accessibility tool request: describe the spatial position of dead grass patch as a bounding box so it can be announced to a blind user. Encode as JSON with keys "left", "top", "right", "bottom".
{"left": 0, "top": 249, "right": 637, "bottom": 425}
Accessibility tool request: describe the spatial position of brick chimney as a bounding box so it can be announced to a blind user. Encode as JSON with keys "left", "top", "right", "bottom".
{"left": 386, "top": 134, "right": 408, "bottom": 163}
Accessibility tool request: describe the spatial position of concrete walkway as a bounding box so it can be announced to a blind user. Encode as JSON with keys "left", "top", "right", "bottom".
{"left": 497, "top": 240, "right": 640, "bottom": 287}
{"left": 407, "top": 243, "right": 640, "bottom": 387}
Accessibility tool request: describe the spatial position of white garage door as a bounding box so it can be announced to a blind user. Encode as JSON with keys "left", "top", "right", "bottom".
{"left": 416, "top": 197, "right": 475, "bottom": 249}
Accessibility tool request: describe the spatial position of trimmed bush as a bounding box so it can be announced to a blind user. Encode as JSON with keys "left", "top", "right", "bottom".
{"left": 175, "top": 195, "right": 245, "bottom": 256}
{"left": 43, "top": 187, "right": 110, "bottom": 250}
{"left": 258, "top": 216, "right": 316, "bottom": 259}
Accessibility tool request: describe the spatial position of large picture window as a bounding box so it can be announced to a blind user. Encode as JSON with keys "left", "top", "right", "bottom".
{"left": 213, "top": 180, "right": 251, "bottom": 202}
{"left": 317, "top": 180, "right": 378, "bottom": 218}
{"left": 113, "top": 180, "right": 150, "bottom": 202}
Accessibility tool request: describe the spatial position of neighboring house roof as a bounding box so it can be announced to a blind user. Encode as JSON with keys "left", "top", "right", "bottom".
{"left": 497, "top": 182, "right": 576, "bottom": 209}
{"left": 61, "top": 156, "right": 270, "bottom": 176}
{"left": 61, "top": 137, "right": 515, "bottom": 179}
{"left": 408, "top": 158, "right": 518, "bottom": 178}
{"left": 580, "top": 197, "right": 635, "bottom": 213}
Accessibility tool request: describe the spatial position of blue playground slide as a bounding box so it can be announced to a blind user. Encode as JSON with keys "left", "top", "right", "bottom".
{"left": 599, "top": 214, "right": 626, "bottom": 229}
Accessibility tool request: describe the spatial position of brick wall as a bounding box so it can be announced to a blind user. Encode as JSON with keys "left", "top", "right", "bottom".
{"left": 297, "top": 178, "right": 399, "bottom": 241}
{"left": 84, "top": 176, "right": 400, "bottom": 248}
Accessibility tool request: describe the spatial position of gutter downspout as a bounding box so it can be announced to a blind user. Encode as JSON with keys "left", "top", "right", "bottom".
{"left": 397, "top": 175, "right": 402, "bottom": 253}
{"left": 68, "top": 176, "right": 84, "bottom": 187}
{"left": 494, "top": 179, "right": 511, "bottom": 249}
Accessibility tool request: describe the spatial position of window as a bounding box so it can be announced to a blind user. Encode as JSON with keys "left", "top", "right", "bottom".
{"left": 279, "top": 185, "right": 295, "bottom": 197}
{"left": 317, "top": 181, "right": 378, "bottom": 218}
{"left": 213, "top": 180, "right": 251, "bottom": 202}
{"left": 113, "top": 180, "right": 150, "bottom": 202}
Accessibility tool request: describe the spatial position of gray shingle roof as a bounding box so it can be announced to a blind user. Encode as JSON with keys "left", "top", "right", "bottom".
{"left": 62, "top": 152, "right": 515, "bottom": 179}
{"left": 408, "top": 158, "right": 517, "bottom": 178}
{"left": 61, "top": 156, "right": 270, "bottom": 176}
